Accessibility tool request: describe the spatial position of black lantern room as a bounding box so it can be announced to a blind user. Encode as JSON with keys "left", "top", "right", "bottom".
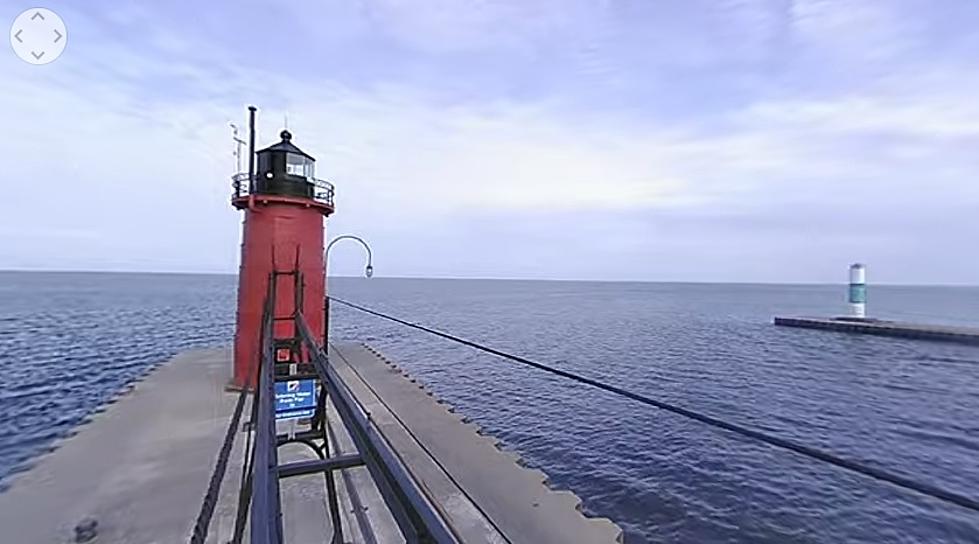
{"left": 254, "top": 130, "right": 316, "bottom": 199}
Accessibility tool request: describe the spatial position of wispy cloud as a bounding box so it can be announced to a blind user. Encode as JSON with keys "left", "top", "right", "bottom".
{"left": 1, "top": 0, "right": 977, "bottom": 282}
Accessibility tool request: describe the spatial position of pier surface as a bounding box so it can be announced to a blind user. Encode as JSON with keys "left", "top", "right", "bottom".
{"left": 0, "top": 343, "right": 621, "bottom": 543}
{"left": 0, "top": 348, "right": 245, "bottom": 543}
{"left": 0, "top": 348, "right": 384, "bottom": 543}
{"left": 774, "top": 316, "right": 979, "bottom": 346}
{"left": 329, "top": 342, "right": 622, "bottom": 544}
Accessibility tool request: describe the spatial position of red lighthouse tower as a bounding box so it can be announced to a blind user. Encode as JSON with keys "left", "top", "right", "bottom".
{"left": 231, "top": 107, "right": 334, "bottom": 389}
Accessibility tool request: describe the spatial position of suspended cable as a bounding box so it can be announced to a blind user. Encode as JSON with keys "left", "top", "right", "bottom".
{"left": 329, "top": 296, "right": 979, "bottom": 513}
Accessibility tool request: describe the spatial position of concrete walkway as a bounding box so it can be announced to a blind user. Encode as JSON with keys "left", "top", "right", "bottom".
{"left": 0, "top": 349, "right": 241, "bottom": 543}
{"left": 329, "top": 342, "right": 623, "bottom": 544}
{"left": 0, "top": 344, "right": 623, "bottom": 543}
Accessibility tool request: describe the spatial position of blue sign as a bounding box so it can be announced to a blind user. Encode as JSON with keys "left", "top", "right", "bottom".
{"left": 275, "top": 379, "right": 317, "bottom": 420}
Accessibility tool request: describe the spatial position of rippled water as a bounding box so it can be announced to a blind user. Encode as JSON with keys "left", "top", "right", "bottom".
{"left": 2, "top": 272, "right": 978, "bottom": 543}
{"left": 0, "top": 272, "right": 235, "bottom": 488}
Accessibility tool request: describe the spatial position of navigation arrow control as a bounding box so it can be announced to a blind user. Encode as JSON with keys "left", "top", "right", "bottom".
{"left": 9, "top": 8, "right": 66, "bottom": 64}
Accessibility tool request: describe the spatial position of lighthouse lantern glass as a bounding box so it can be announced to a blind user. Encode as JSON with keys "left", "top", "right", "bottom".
{"left": 286, "top": 153, "right": 314, "bottom": 178}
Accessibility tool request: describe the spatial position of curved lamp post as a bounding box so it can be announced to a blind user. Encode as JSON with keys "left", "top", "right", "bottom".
{"left": 323, "top": 234, "right": 374, "bottom": 346}
{"left": 326, "top": 235, "right": 373, "bottom": 278}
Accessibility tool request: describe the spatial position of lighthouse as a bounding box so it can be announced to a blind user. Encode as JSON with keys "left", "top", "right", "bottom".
{"left": 848, "top": 263, "right": 867, "bottom": 318}
{"left": 230, "top": 107, "right": 334, "bottom": 389}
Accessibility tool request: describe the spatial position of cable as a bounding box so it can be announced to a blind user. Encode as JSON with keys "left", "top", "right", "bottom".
{"left": 329, "top": 296, "right": 979, "bottom": 513}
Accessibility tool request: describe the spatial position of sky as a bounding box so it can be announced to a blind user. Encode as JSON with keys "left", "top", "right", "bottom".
{"left": 1, "top": 0, "right": 978, "bottom": 284}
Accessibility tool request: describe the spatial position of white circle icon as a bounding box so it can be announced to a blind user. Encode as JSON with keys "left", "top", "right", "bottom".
{"left": 10, "top": 8, "right": 66, "bottom": 65}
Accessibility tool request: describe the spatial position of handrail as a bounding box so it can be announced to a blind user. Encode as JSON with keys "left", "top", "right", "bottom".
{"left": 231, "top": 172, "right": 335, "bottom": 208}
{"left": 295, "top": 316, "right": 459, "bottom": 543}
{"left": 237, "top": 270, "right": 457, "bottom": 544}
{"left": 250, "top": 280, "right": 284, "bottom": 544}
{"left": 232, "top": 173, "right": 251, "bottom": 199}
{"left": 310, "top": 177, "right": 336, "bottom": 207}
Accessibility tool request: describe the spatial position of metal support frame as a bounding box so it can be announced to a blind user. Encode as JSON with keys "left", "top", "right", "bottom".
{"left": 278, "top": 454, "right": 364, "bottom": 478}
{"left": 297, "top": 318, "right": 458, "bottom": 544}
{"left": 235, "top": 270, "right": 458, "bottom": 544}
{"left": 236, "top": 270, "right": 349, "bottom": 544}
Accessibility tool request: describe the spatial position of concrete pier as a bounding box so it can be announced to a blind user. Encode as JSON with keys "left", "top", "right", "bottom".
{"left": 774, "top": 316, "right": 979, "bottom": 346}
{"left": 0, "top": 349, "right": 247, "bottom": 543}
{"left": 0, "top": 344, "right": 622, "bottom": 543}
{"left": 0, "top": 348, "right": 398, "bottom": 543}
{"left": 329, "top": 342, "right": 623, "bottom": 544}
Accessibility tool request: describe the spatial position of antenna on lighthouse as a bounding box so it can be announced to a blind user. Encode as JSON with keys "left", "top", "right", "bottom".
{"left": 230, "top": 122, "right": 246, "bottom": 174}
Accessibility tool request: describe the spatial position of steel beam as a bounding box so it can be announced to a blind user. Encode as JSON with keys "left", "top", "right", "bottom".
{"left": 277, "top": 454, "right": 364, "bottom": 478}
{"left": 277, "top": 429, "right": 324, "bottom": 446}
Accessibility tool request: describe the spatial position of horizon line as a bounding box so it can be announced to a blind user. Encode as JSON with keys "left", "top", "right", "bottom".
{"left": 1, "top": 268, "right": 976, "bottom": 288}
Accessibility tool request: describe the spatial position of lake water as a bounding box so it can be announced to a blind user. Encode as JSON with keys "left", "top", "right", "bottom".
{"left": 1, "top": 271, "right": 978, "bottom": 543}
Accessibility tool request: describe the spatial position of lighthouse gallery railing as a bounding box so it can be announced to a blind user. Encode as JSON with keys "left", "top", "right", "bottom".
{"left": 232, "top": 172, "right": 336, "bottom": 208}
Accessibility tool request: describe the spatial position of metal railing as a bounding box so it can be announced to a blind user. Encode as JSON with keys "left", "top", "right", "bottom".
{"left": 295, "top": 317, "right": 459, "bottom": 544}
{"left": 250, "top": 291, "right": 283, "bottom": 543}
{"left": 219, "top": 269, "right": 457, "bottom": 544}
{"left": 232, "top": 173, "right": 336, "bottom": 208}
{"left": 310, "top": 177, "right": 336, "bottom": 207}
{"left": 231, "top": 172, "right": 250, "bottom": 198}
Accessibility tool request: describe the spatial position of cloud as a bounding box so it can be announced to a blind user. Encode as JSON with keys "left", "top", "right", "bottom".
{"left": 1, "top": 0, "right": 977, "bottom": 282}
{"left": 788, "top": 0, "right": 922, "bottom": 60}
{"left": 353, "top": 0, "right": 606, "bottom": 54}
{"left": 743, "top": 94, "right": 979, "bottom": 139}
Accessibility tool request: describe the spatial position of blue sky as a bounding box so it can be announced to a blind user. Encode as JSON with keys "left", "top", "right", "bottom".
{"left": 2, "top": 0, "right": 978, "bottom": 283}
